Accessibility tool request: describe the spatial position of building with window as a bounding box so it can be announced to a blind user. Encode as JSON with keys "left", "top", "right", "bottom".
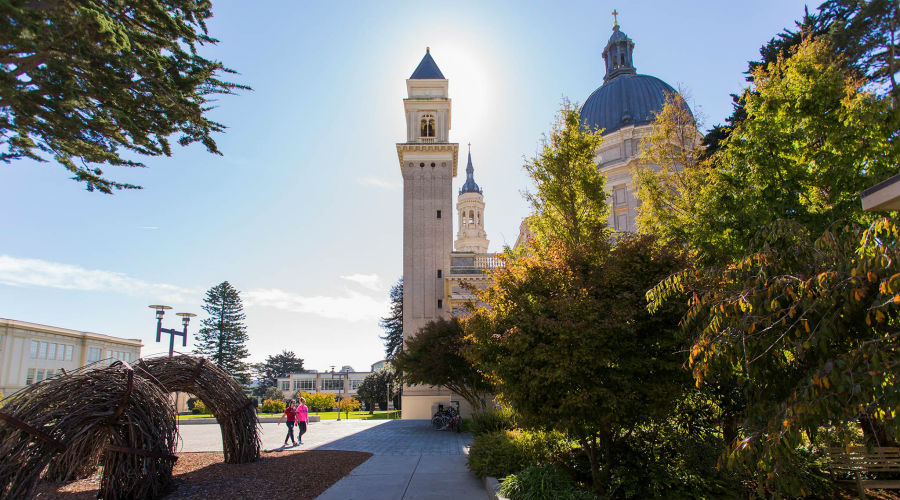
{"left": 0, "top": 318, "right": 142, "bottom": 395}
{"left": 275, "top": 368, "right": 372, "bottom": 401}
{"left": 398, "top": 19, "right": 695, "bottom": 419}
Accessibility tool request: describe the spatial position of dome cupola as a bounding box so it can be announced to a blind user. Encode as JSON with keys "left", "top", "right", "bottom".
{"left": 580, "top": 14, "right": 691, "bottom": 136}
{"left": 602, "top": 13, "right": 636, "bottom": 83}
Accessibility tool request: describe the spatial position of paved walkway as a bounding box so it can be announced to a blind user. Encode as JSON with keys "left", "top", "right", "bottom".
{"left": 177, "top": 419, "right": 489, "bottom": 500}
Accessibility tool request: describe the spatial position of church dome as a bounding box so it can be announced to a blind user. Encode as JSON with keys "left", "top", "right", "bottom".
{"left": 581, "top": 74, "right": 677, "bottom": 135}
{"left": 580, "top": 23, "right": 690, "bottom": 135}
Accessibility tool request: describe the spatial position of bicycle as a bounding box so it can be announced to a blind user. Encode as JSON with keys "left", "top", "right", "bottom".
{"left": 431, "top": 405, "right": 461, "bottom": 432}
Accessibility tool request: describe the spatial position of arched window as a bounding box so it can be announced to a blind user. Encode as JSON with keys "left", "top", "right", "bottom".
{"left": 420, "top": 113, "right": 435, "bottom": 138}
{"left": 476, "top": 211, "right": 481, "bottom": 225}
{"left": 468, "top": 210, "right": 474, "bottom": 224}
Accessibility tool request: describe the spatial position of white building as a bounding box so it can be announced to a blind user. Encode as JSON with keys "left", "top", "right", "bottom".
{"left": 276, "top": 368, "right": 372, "bottom": 400}
{"left": 0, "top": 318, "right": 143, "bottom": 396}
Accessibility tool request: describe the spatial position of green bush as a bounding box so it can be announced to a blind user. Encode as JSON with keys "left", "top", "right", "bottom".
{"left": 261, "top": 398, "right": 286, "bottom": 414}
{"left": 192, "top": 399, "right": 208, "bottom": 414}
{"left": 469, "top": 406, "right": 519, "bottom": 436}
{"left": 299, "top": 391, "right": 336, "bottom": 412}
{"left": 467, "top": 429, "right": 576, "bottom": 478}
{"left": 500, "top": 465, "right": 594, "bottom": 500}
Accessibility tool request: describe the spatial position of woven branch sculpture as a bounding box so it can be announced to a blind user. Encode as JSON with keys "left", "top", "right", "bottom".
{"left": 0, "top": 361, "right": 177, "bottom": 500}
{"left": 137, "top": 354, "right": 260, "bottom": 464}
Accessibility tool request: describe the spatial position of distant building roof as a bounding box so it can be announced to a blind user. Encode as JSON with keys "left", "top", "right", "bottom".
{"left": 410, "top": 47, "right": 445, "bottom": 79}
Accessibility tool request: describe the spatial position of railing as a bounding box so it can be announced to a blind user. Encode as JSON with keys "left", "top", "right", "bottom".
{"left": 418, "top": 136, "right": 436, "bottom": 143}
{"left": 450, "top": 253, "right": 505, "bottom": 275}
{"left": 474, "top": 253, "right": 504, "bottom": 269}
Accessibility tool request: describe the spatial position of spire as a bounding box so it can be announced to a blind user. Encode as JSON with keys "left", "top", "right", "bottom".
{"left": 410, "top": 47, "right": 445, "bottom": 79}
{"left": 602, "top": 15, "right": 636, "bottom": 82}
{"left": 459, "top": 143, "right": 482, "bottom": 195}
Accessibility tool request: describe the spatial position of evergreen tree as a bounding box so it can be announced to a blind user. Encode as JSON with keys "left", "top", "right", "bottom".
{"left": 251, "top": 350, "right": 304, "bottom": 390}
{"left": 194, "top": 281, "right": 251, "bottom": 384}
{"left": 379, "top": 278, "right": 403, "bottom": 359}
{"left": 1, "top": 0, "right": 248, "bottom": 193}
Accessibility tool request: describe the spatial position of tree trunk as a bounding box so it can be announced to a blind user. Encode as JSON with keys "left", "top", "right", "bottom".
{"left": 723, "top": 416, "right": 740, "bottom": 447}
{"left": 580, "top": 433, "right": 607, "bottom": 497}
{"left": 859, "top": 415, "right": 898, "bottom": 447}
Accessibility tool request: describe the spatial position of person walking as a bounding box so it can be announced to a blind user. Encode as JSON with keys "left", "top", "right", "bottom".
{"left": 296, "top": 397, "right": 309, "bottom": 444}
{"left": 278, "top": 400, "right": 299, "bottom": 446}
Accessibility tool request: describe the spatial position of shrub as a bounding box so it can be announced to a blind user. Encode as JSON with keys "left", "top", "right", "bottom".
{"left": 467, "top": 429, "right": 576, "bottom": 478}
{"left": 261, "top": 398, "right": 286, "bottom": 414}
{"left": 469, "top": 406, "right": 519, "bottom": 436}
{"left": 500, "top": 465, "right": 594, "bottom": 500}
{"left": 192, "top": 399, "right": 208, "bottom": 414}
{"left": 300, "top": 392, "right": 337, "bottom": 412}
{"left": 338, "top": 397, "right": 361, "bottom": 414}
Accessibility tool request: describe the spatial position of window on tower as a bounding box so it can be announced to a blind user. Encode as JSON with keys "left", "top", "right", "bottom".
{"left": 420, "top": 114, "right": 435, "bottom": 138}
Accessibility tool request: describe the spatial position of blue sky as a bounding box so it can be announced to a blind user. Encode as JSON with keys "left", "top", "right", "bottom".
{"left": 1, "top": 1, "right": 814, "bottom": 372}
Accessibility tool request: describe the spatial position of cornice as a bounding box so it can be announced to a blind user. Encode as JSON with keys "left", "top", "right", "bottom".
{"left": 396, "top": 142, "right": 460, "bottom": 176}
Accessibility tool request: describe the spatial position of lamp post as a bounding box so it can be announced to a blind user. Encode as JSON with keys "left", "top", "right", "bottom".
{"left": 330, "top": 367, "right": 342, "bottom": 421}
{"left": 149, "top": 305, "right": 196, "bottom": 415}
{"left": 148, "top": 305, "right": 195, "bottom": 357}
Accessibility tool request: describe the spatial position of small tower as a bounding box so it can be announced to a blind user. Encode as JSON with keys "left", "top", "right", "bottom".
{"left": 455, "top": 145, "right": 489, "bottom": 253}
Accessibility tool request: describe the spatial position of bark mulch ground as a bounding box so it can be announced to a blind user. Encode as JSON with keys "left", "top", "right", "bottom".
{"left": 33, "top": 449, "right": 372, "bottom": 500}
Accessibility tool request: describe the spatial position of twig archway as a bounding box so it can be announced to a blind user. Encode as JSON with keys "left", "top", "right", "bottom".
{"left": 137, "top": 354, "right": 260, "bottom": 464}
{"left": 0, "top": 361, "right": 177, "bottom": 500}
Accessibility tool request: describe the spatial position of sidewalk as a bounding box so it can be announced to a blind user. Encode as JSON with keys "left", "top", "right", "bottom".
{"left": 176, "top": 419, "right": 489, "bottom": 500}
{"left": 314, "top": 420, "right": 488, "bottom": 500}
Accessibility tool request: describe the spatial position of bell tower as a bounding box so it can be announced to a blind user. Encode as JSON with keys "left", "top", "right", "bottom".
{"left": 455, "top": 144, "right": 489, "bottom": 253}
{"left": 396, "top": 48, "right": 459, "bottom": 418}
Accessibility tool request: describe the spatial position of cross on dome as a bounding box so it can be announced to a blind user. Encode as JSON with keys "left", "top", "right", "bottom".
{"left": 612, "top": 9, "right": 619, "bottom": 27}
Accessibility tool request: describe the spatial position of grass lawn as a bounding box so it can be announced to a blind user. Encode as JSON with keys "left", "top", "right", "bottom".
{"left": 177, "top": 411, "right": 400, "bottom": 420}
{"left": 309, "top": 411, "right": 400, "bottom": 420}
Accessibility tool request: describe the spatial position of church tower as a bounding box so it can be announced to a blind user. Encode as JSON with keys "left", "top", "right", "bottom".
{"left": 455, "top": 145, "right": 489, "bottom": 253}
{"left": 396, "top": 48, "right": 459, "bottom": 419}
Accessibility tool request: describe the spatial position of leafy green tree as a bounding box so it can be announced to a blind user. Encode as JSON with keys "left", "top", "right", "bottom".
{"left": 648, "top": 217, "right": 900, "bottom": 496}
{"left": 251, "top": 350, "right": 304, "bottom": 390}
{"left": 467, "top": 234, "right": 688, "bottom": 496}
{"left": 356, "top": 368, "right": 397, "bottom": 412}
{"left": 466, "top": 104, "right": 690, "bottom": 495}
{"left": 711, "top": 37, "right": 897, "bottom": 256}
{"left": 646, "top": 37, "right": 899, "bottom": 265}
{"left": 524, "top": 101, "right": 608, "bottom": 253}
{"left": 392, "top": 317, "right": 492, "bottom": 412}
{"left": 634, "top": 91, "right": 715, "bottom": 260}
{"left": 194, "top": 281, "right": 251, "bottom": 385}
{"left": 0, "top": 0, "right": 248, "bottom": 193}
{"left": 379, "top": 278, "right": 403, "bottom": 359}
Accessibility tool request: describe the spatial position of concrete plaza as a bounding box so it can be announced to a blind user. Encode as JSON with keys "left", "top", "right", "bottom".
{"left": 177, "top": 419, "right": 489, "bottom": 500}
